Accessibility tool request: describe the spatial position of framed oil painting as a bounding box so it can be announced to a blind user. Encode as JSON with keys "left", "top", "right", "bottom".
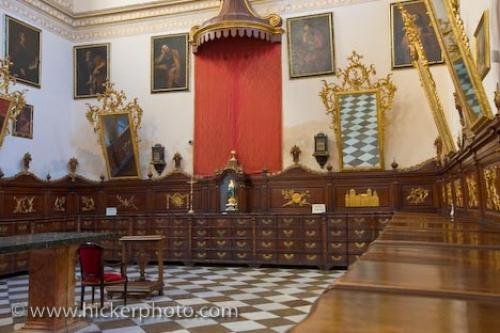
{"left": 391, "top": 0, "right": 444, "bottom": 69}
{"left": 287, "top": 13, "right": 335, "bottom": 79}
{"left": 99, "top": 112, "right": 141, "bottom": 179}
{"left": 5, "top": 16, "right": 41, "bottom": 87}
{"left": 335, "top": 91, "right": 384, "bottom": 170}
{"left": 474, "top": 10, "right": 490, "bottom": 79}
{"left": 74, "top": 44, "right": 110, "bottom": 99}
{"left": 12, "top": 104, "right": 33, "bottom": 139}
{"left": 151, "top": 33, "right": 189, "bottom": 93}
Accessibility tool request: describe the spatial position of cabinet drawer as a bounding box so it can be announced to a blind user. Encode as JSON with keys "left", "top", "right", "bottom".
{"left": 304, "top": 241, "right": 321, "bottom": 252}
{"left": 278, "top": 253, "right": 301, "bottom": 264}
{"left": 234, "top": 228, "right": 251, "bottom": 238}
{"left": 348, "top": 241, "right": 369, "bottom": 254}
{"left": 257, "top": 252, "right": 277, "bottom": 263}
{"left": 258, "top": 228, "right": 275, "bottom": 238}
{"left": 234, "top": 252, "right": 252, "bottom": 261}
{"left": 257, "top": 218, "right": 275, "bottom": 227}
{"left": 280, "top": 240, "right": 303, "bottom": 251}
{"left": 257, "top": 240, "right": 277, "bottom": 250}
{"left": 235, "top": 240, "right": 251, "bottom": 250}
{"left": 328, "top": 242, "right": 346, "bottom": 253}
{"left": 328, "top": 254, "right": 347, "bottom": 266}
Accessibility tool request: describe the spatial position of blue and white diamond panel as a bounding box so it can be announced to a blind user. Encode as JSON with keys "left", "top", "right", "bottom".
{"left": 454, "top": 59, "right": 482, "bottom": 118}
{"left": 339, "top": 92, "right": 381, "bottom": 169}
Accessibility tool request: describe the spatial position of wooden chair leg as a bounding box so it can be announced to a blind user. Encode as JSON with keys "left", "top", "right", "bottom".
{"left": 80, "top": 285, "right": 85, "bottom": 310}
{"left": 100, "top": 285, "right": 104, "bottom": 308}
{"left": 123, "top": 281, "right": 127, "bottom": 306}
{"left": 91, "top": 287, "right": 95, "bottom": 304}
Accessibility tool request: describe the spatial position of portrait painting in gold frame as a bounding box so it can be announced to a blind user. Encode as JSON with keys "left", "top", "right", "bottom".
{"left": 474, "top": 10, "right": 490, "bottom": 80}
{"left": 151, "top": 33, "right": 189, "bottom": 93}
{"left": 74, "top": 43, "right": 110, "bottom": 99}
{"left": 391, "top": 0, "right": 444, "bottom": 69}
{"left": 12, "top": 103, "right": 33, "bottom": 139}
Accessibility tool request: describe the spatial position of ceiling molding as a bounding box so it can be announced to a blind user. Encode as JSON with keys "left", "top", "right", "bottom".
{"left": 1, "top": 0, "right": 379, "bottom": 42}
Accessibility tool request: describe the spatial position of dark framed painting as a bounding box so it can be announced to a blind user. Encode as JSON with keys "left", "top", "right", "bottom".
{"left": 287, "top": 13, "right": 335, "bottom": 79}
{"left": 12, "top": 104, "right": 33, "bottom": 139}
{"left": 474, "top": 10, "right": 490, "bottom": 79}
{"left": 5, "top": 16, "right": 41, "bottom": 87}
{"left": 391, "top": 0, "right": 444, "bottom": 69}
{"left": 74, "top": 44, "right": 110, "bottom": 99}
{"left": 151, "top": 33, "right": 189, "bottom": 93}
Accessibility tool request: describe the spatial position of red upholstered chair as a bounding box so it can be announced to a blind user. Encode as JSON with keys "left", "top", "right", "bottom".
{"left": 77, "top": 243, "right": 127, "bottom": 308}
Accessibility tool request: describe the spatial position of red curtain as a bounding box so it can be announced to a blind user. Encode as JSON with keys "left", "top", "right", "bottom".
{"left": 194, "top": 37, "right": 282, "bottom": 176}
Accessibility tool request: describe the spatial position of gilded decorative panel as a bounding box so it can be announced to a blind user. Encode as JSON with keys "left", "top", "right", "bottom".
{"left": 453, "top": 179, "right": 464, "bottom": 208}
{"left": 483, "top": 166, "right": 500, "bottom": 211}
{"left": 465, "top": 174, "right": 479, "bottom": 208}
{"left": 446, "top": 182, "right": 453, "bottom": 206}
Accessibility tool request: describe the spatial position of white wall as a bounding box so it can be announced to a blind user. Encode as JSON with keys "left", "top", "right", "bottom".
{"left": 0, "top": 9, "right": 74, "bottom": 178}
{"left": 73, "top": 0, "right": 173, "bottom": 13}
{"left": 1, "top": 0, "right": 498, "bottom": 179}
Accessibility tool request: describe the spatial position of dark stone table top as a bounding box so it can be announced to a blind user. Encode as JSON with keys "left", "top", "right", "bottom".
{"left": 0, "top": 232, "right": 116, "bottom": 254}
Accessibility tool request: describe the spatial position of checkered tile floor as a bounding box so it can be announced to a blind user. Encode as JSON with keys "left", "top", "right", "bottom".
{"left": 0, "top": 265, "right": 344, "bottom": 333}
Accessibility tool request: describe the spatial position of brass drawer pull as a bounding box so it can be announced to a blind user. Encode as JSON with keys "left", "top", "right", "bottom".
{"left": 217, "top": 240, "right": 227, "bottom": 247}
{"left": 236, "top": 230, "right": 247, "bottom": 237}
{"left": 331, "top": 243, "right": 342, "bottom": 249}
{"left": 174, "top": 220, "right": 183, "bottom": 225}
{"left": 174, "top": 252, "right": 183, "bottom": 258}
{"left": 305, "top": 219, "right": 316, "bottom": 225}
{"left": 174, "top": 241, "right": 184, "bottom": 247}
{"left": 155, "top": 230, "right": 163, "bottom": 235}
{"left": 262, "top": 254, "right": 273, "bottom": 260}
{"left": 284, "top": 254, "right": 295, "bottom": 260}
{"left": 261, "top": 219, "right": 273, "bottom": 225}
{"left": 379, "top": 218, "right": 390, "bottom": 224}
{"left": 306, "top": 230, "right": 316, "bottom": 237}
{"left": 197, "top": 252, "right": 207, "bottom": 258}
{"left": 261, "top": 241, "right": 272, "bottom": 249}
{"left": 331, "top": 255, "right": 342, "bottom": 262}
{"left": 284, "top": 241, "right": 294, "bottom": 249}
{"left": 283, "top": 230, "right": 294, "bottom": 237}
{"left": 237, "top": 219, "right": 248, "bottom": 225}
{"left": 197, "top": 230, "right": 207, "bottom": 236}
{"left": 306, "top": 255, "right": 317, "bottom": 261}
{"left": 355, "top": 230, "right": 365, "bottom": 237}
{"left": 355, "top": 242, "right": 366, "bottom": 249}
{"left": 354, "top": 218, "right": 366, "bottom": 223}
{"left": 197, "top": 241, "right": 206, "bottom": 247}
{"left": 330, "top": 219, "right": 342, "bottom": 224}
{"left": 16, "top": 260, "right": 27, "bottom": 267}
{"left": 216, "top": 230, "right": 227, "bottom": 237}
{"left": 237, "top": 241, "right": 247, "bottom": 248}
{"left": 217, "top": 252, "right": 227, "bottom": 258}
{"left": 197, "top": 220, "right": 207, "bottom": 225}
{"left": 283, "top": 218, "right": 294, "bottom": 225}
{"left": 306, "top": 242, "right": 317, "bottom": 249}
{"left": 174, "top": 230, "right": 185, "bottom": 236}
{"left": 237, "top": 253, "right": 247, "bottom": 259}
{"left": 331, "top": 230, "right": 342, "bottom": 237}
{"left": 262, "top": 230, "right": 273, "bottom": 237}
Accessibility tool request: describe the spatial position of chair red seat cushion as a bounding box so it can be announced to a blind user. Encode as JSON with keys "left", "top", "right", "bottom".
{"left": 82, "top": 272, "right": 125, "bottom": 285}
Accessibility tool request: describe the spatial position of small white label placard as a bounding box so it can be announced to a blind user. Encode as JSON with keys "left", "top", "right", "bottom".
{"left": 312, "top": 204, "right": 326, "bottom": 214}
{"left": 106, "top": 207, "right": 117, "bottom": 216}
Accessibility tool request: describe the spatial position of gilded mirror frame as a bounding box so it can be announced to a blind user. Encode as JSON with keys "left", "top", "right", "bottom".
{"left": 86, "top": 81, "right": 143, "bottom": 180}
{"left": 423, "top": 0, "right": 493, "bottom": 131}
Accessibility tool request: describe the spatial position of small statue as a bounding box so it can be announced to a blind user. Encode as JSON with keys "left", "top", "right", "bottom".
{"left": 173, "top": 152, "right": 182, "bottom": 171}
{"left": 434, "top": 137, "right": 443, "bottom": 167}
{"left": 22, "top": 153, "right": 31, "bottom": 172}
{"left": 225, "top": 179, "right": 238, "bottom": 212}
{"left": 68, "top": 157, "right": 78, "bottom": 180}
{"left": 290, "top": 145, "right": 301, "bottom": 164}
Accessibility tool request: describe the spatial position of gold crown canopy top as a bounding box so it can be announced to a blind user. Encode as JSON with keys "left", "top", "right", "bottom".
{"left": 190, "top": 0, "right": 283, "bottom": 52}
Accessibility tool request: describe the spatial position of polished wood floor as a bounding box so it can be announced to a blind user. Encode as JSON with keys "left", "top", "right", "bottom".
{"left": 291, "top": 212, "right": 500, "bottom": 333}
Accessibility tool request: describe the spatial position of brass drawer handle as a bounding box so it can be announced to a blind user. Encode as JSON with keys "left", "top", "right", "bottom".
{"left": 197, "top": 220, "right": 207, "bottom": 225}
{"left": 174, "top": 220, "right": 183, "bottom": 225}
{"left": 237, "top": 253, "right": 247, "bottom": 259}
{"left": 216, "top": 230, "right": 227, "bottom": 237}
{"left": 306, "top": 255, "right": 317, "bottom": 261}
{"left": 284, "top": 254, "right": 295, "bottom": 260}
{"left": 355, "top": 242, "right": 366, "bottom": 249}
{"left": 331, "top": 243, "right": 342, "bottom": 249}
{"left": 261, "top": 219, "right": 273, "bottom": 225}
{"left": 217, "top": 240, "right": 227, "bottom": 247}
{"left": 261, "top": 241, "right": 273, "bottom": 249}
{"left": 236, "top": 230, "right": 247, "bottom": 237}
{"left": 305, "top": 219, "right": 316, "bottom": 225}
{"left": 217, "top": 252, "right": 227, "bottom": 258}
{"left": 174, "top": 230, "right": 185, "bottom": 236}
{"left": 283, "top": 218, "right": 294, "bottom": 224}
{"left": 355, "top": 230, "right": 365, "bottom": 237}
{"left": 174, "top": 241, "right": 184, "bottom": 247}
{"left": 137, "top": 231, "right": 146, "bottom": 236}
{"left": 379, "top": 218, "right": 390, "bottom": 224}
{"left": 237, "top": 219, "right": 248, "bottom": 225}
{"left": 331, "top": 230, "right": 342, "bottom": 237}
{"left": 155, "top": 230, "right": 163, "bottom": 235}
{"left": 306, "top": 242, "right": 317, "bottom": 249}
{"left": 283, "top": 230, "right": 294, "bottom": 237}
{"left": 197, "top": 230, "right": 207, "bottom": 236}
{"left": 16, "top": 260, "right": 27, "bottom": 267}
{"left": 262, "top": 230, "right": 273, "bottom": 237}
{"left": 237, "top": 241, "right": 247, "bottom": 248}
{"left": 197, "top": 241, "right": 206, "bottom": 247}
{"left": 330, "top": 219, "right": 342, "bottom": 224}
{"left": 284, "top": 241, "right": 294, "bottom": 249}
{"left": 306, "top": 230, "right": 316, "bottom": 237}
{"left": 138, "top": 220, "right": 146, "bottom": 225}
{"left": 354, "top": 218, "right": 366, "bottom": 223}
{"left": 331, "top": 255, "right": 342, "bottom": 262}
{"left": 262, "top": 254, "right": 273, "bottom": 260}
{"left": 174, "top": 252, "right": 183, "bottom": 258}
{"left": 197, "top": 252, "right": 207, "bottom": 258}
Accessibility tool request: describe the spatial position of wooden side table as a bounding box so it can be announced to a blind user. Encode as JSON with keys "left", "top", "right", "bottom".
{"left": 108, "top": 235, "right": 165, "bottom": 298}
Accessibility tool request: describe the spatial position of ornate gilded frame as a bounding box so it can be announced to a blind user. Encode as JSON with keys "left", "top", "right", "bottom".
{"left": 423, "top": 0, "right": 493, "bottom": 132}
{"left": 0, "top": 58, "right": 26, "bottom": 148}
{"left": 473, "top": 10, "right": 490, "bottom": 80}
{"left": 12, "top": 104, "right": 33, "bottom": 139}
{"left": 86, "top": 81, "right": 143, "bottom": 180}
{"left": 320, "top": 52, "right": 396, "bottom": 171}
{"left": 398, "top": 4, "right": 456, "bottom": 154}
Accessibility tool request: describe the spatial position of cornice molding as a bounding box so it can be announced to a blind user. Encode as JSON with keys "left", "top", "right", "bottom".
{"left": 1, "top": 0, "right": 379, "bottom": 42}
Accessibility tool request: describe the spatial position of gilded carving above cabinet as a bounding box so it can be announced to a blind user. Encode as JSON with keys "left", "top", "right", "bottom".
{"left": 81, "top": 196, "right": 96, "bottom": 212}
{"left": 406, "top": 187, "right": 429, "bottom": 205}
{"left": 116, "top": 195, "right": 138, "bottom": 210}
{"left": 282, "top": 189, "right": 311, "bottom": 207}
{"left": 465, "top": 174, "right": 479, "bottom": 208}
{"left": 345, "top": 189, "right": 380, "bottom": 207}
{"left": 454, "top": 179, "right": 464, "bottom": 208}
{"left": 54, "top": 197, "right": 66, "bottom": 212}
{"left": 13, "top": 196, "right": 36, "bottom": 214}
{"left": 484, "top": 166, "right": 500, "bottom": 211}
{"left": 166, "top": 193, "right": 189, "bottom": 209}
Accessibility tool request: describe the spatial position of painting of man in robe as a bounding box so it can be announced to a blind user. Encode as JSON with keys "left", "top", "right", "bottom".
{"left": 287, "top": 13, "right": 335, "bottom": 78}
{"left": 6, "top": 16, "right": 41, "bottom": 87}
{"left": 12, "top": 104, "right": 33, "bottom": 139}
{"left": 391, "top": 0, "right": 444, "bottom": 69}
{"left": 151, "top": 33, "right": 189, "bottom": 93}
{"left": 74, "top": 44, "right": 110, "bottom": 98}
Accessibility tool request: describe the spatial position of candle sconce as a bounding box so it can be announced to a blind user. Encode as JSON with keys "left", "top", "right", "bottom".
{"left": 313, "top": 133, "right": 330, "bottom": 169}
{"left": 151, "top": 144, "right": 166, "bottom": 175}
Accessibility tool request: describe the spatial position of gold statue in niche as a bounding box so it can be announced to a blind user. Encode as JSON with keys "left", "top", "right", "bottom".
{"left": 484, "top": 166, "right": 500, "bottom": 211}
{"left": 226, "top": 179, "right": 238, "bottom": 211}
{"left": 345, "top": 189, "right": 380, "bottom": 207}
{"left": 465, "top": 174, "right": 479, "bottom": 208}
